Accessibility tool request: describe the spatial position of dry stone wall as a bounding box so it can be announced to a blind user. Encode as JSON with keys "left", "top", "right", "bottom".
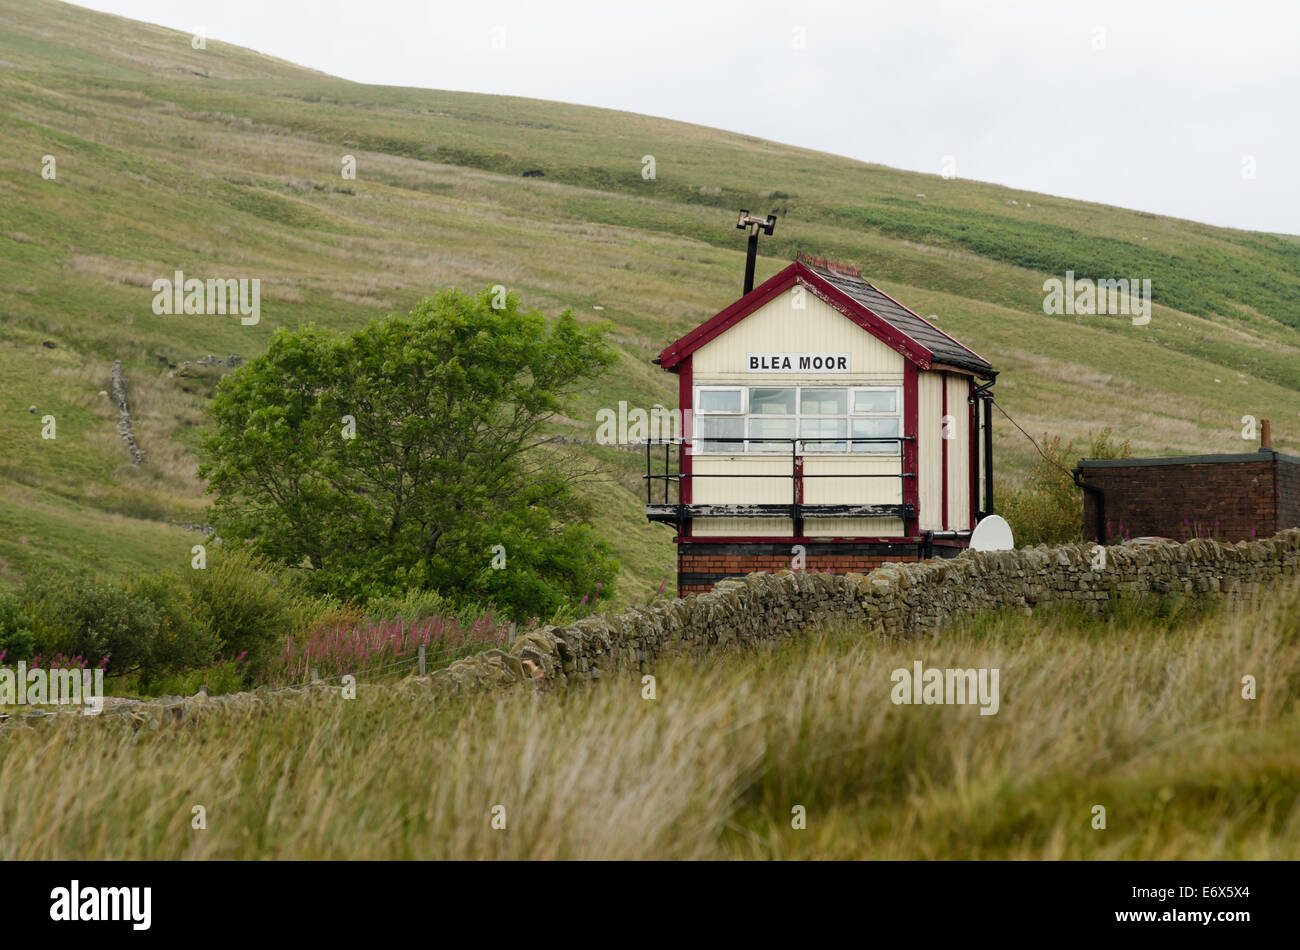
{"left": 413, "top": 530, "right": 1300, "bottom": 696}
{"left": 14, "top": 531, "right": 1294, "bottom": 729}
{"left": 110, "top": 359, "right": 146, "bottom": 466}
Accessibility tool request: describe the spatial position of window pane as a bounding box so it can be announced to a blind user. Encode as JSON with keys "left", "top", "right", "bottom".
{"left": 749, "top": 387, "right": 796, "bottom": 415}
{"left": 748, "top": 416, "right": 795, "bottom": 452}
{"left": 800, "top": 388, "right": 846, "bottom": 415}
{"left": 851, "top": 417, "right": 901, "bottom": 453}
{"left": 800, "top": 417, "right": 847, "bottom": 452}
{"left": 853, "top": 389, "right": 897, "bottom": 414}
{"left": 698, "top": 389, "right": 742, "bottom": 413}
{"left": 696, "top": 415, "right": 743, "bottom": 452}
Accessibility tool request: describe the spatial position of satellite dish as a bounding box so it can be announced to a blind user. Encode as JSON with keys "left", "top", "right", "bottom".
{"left": 970, "top": 514, "right": 1015, "bottom": 552}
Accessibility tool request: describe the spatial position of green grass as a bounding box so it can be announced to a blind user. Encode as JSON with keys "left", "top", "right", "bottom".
{"left": 3, "top": 582, "right": 1297, "bottom": 859}
{"left": 1, "top": 0, "right": 1299, "bottom": 605}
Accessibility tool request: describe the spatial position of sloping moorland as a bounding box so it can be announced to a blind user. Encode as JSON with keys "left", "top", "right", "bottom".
{"left": 2, "top": 0, "right": 1299, "bottom": 603}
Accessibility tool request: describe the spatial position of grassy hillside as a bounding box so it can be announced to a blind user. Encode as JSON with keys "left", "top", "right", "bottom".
{"left": 5, "top": 587, "right": 1298, "bottom": 859}
{"left": 3, "top": 0, "right": 1300, "bottom": 603}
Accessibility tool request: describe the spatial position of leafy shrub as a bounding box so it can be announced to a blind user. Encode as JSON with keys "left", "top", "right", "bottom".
{"left": 10, "top": 553, "right": 330, "bottom": 689}
{"left": 26, "top": 576, "right": 159, "bottom": 674}
{"left": 0, "top": 592, "right": 36, "bottom": 662}
{"left": 304, "top": 599, "right": 366, "bottom": 633}
{"left": 362, "top": 588, "right": 452, "bottom": 623}
{"left": 184, "top": 547, "right": 314, "bottom": 670}
{"left": 132, "top": 653, "right": 251, "bottom": 698}
{"left": 125, "top": 574, "right": 222, "bottom": 688}
{"left": 362, "top": 588, "right": 495, "bottom": 628}
{"left": 1000, "top": 428, "right": 1131, "bottom": 546}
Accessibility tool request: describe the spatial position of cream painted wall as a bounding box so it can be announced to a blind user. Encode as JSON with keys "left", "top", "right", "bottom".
{"left": 803, "top": 454, "right": 905, "bottom": 537}
{"left": 691, "top": 456, "right": 795, "bottom": 537}
{"left": 945, "top": 373, "right": 972, "bottom": 529}
{"left": 692, "top": 281, "right": 905, "bottom": 383}
{"left": 917, "top": 372, "right": 944, "bottom": 531}
{"left": 688, "top": 443, "right": 905, "bottom": 538}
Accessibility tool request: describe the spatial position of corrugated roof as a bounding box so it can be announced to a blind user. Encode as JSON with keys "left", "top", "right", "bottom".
{"left": 798, "top": 256, "right": 994, "bottom": 375}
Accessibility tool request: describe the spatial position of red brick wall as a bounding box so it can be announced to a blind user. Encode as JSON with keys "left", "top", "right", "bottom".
{"left": 677, "top": 542, "right": 926, "bottom": 596}
{"left": 1079, "top": 457, "right": 1280, "bottom": 543}
{"left": 1278, "top": 459, "right": 1300, "bottom": 533}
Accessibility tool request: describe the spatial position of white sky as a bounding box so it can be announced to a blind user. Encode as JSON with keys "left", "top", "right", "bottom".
{"left": 76, "top": 0, "right": 1300, "bottom": 235}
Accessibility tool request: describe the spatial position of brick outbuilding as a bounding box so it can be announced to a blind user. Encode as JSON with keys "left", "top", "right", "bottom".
{"left": 1075, "top": 450, "right": 1300, "bottom": 543}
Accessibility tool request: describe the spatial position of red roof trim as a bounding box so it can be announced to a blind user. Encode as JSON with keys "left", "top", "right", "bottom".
{"left": 658, "top": 264, "right": 799, "bottom": 369}
{"left": 657, "top": 262, "right": 934, "bottom": 370}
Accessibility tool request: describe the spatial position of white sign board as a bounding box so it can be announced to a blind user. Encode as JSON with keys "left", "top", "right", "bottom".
{"left": 747, "top": 353, "right": 850, "bottom": 373}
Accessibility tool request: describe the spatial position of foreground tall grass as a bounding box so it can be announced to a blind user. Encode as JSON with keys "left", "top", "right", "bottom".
{"left": 2, "top": 585, "right": 1298, "bottom": 859}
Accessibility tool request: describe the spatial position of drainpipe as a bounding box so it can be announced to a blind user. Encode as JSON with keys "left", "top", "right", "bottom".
{"left": 983, "top": 394, "right": 994, "bottom": 515}
{"left": 971, "top": 378, "right": 997, "bottom": 518}
{"left": 1073, "top": 466, "right": 1106, "bottom": 544}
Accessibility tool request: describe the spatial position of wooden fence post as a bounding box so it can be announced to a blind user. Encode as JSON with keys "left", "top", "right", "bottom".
{"left": 418, "top": 644, "right": 427, "bottom": 676}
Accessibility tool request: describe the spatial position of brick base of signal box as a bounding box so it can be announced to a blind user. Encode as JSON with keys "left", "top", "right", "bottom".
{"left": 676, "top": 541, "right": 966, "bottom": 596}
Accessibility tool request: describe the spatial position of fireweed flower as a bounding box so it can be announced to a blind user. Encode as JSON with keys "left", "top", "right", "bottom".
{"left": 263, "top": 609, "right": 510, "bottom": 685}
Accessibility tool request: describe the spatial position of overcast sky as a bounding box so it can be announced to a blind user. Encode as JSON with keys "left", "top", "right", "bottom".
{"left": 79, "top": 0, "right": 1299, "bottom": 235}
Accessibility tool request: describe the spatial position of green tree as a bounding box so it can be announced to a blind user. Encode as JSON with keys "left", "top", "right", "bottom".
{"left": 199, "top": 287, "right": 619, "bottom": 617}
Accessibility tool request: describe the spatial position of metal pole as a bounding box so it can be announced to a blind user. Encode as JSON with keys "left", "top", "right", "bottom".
{"left": 792, "top": 439, "right": 804, "bottom": 538}
{"left": 790, "top": 438, "right": 796, "bottom": 523}
{"left": 743, "top": 226, "right": 759, "bottom": 294}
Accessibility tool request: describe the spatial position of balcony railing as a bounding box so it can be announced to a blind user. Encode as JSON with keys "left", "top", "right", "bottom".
{"left": 643, "top": 436, "right": 915, "bottom": 526}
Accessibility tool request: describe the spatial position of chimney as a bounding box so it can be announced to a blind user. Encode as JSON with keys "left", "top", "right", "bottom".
{"left": 1261, "top": 418, "right": 1272, "bottom": 450}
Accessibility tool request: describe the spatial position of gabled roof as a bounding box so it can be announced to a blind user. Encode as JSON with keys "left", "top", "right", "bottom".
{"left": 657, "top": 254, "right": 995, "bottom": 377}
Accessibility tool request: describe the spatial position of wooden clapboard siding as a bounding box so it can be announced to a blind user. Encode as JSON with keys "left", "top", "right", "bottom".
{"left": 692, "top": 286, "right": 905, "bottom": 382}
{"left": 945, "top": 373, "right": 972, "bottom": 529}
{"left": 803, "top": 454, "right": 904, "bottom": 536}
{"left": 691, "top": 455, "right": 795, "bottom": 537}
{"left": 917, "top": 371, "right": 944, "bottom": 530}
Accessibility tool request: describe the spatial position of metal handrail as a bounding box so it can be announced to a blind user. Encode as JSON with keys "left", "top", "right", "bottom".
{"left": 642, "top": 436, "right": 915, "bottom": 514}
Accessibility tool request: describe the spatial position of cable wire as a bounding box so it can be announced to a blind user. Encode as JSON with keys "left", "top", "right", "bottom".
{"left": 989, "top": 397, "right": 1077, "bottom": 481}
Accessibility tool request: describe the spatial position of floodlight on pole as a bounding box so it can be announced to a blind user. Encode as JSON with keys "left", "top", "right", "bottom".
{"left": 736, "top": 209, "right": 777, "bottom": 295}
